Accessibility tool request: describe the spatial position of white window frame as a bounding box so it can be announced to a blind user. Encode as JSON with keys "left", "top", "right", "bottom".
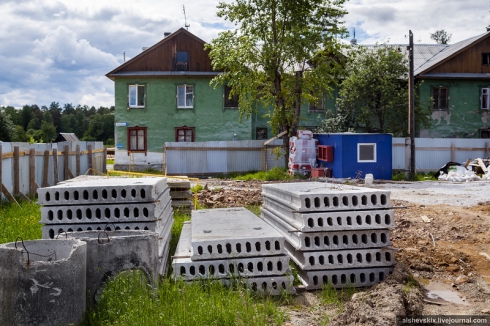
{"left": 482, "top": 88, "right": 490, "bottom": 110}
{"left": 177, "top": 84, "right": 194, "bottom": 109}
{"left": 357, "top": 143, "right": 376, "bottom": 163}
{"left": 128, "top": 84, "right": 145, "bottom": 108}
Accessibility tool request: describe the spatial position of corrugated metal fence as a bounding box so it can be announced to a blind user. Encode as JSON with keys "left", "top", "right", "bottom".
{"left": 0, "top": 141, "right": 105, "bottom": 201}
{"left": 165, "top": 140, "right": 285, "bottom": 176}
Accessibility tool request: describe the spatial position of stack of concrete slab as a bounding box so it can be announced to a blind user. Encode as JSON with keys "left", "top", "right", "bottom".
{"left": 261, "top": 182, "right": 396, "bottom": 290}
{"left": 167, "top": 179, "right": 194, "bottom": 212}
{"left": 172, "top": 207, "right": 295, "bottom": 295}
{"left": 37, "top": 177, "right": 174, "bottom": 275}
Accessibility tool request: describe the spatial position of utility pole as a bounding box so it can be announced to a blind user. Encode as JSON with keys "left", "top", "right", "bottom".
{"left": 407, "top": 30, "right": 415, "bottom": 180}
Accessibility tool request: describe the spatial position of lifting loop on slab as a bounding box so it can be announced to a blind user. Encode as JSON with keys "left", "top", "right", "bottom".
{"left": 55, "top": 230, "right": 68, "bottom": 239}
{"left": 15, "top": 236, "right": 30, "bottom": 265}
{"left": 98, "top": 232, "right": 110, "bottom": 244}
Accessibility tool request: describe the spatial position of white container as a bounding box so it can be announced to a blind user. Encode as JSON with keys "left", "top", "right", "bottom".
{"left": 365, "top": 173, "right": 374, "bottom": 186}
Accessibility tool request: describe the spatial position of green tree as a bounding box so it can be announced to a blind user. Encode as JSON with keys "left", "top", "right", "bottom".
{"left": 430, "top": 30, "right": 451, "bottom": 44}
{"left": 40, "top": 111, "right": 57, "bottom": 142}
{"left": 0, "top": 107, "right": 16, "bottom": 141}
{"left": 207, "top": 0, "right": 347, "bottom": 164}
{"left": 332, "top": 44, "right": 430, "bottom": 136}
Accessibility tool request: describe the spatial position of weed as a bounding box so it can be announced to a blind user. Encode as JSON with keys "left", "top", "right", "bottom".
{"left": 404, "top": 274, "right": 420, "bottom": 294}
{"left": 191, "top": 184, "right": 204, "bottom": 193}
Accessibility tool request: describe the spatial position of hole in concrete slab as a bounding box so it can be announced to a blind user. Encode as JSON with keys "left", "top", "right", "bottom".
{"left": 352, "top": 196, "right": 358, "bottom": 206}
{"left": 247, "top": 262, "right": 253, "bottom": 272}
{"left": 124, "top": 208, "right": 129, "bottom": 218}
{"left": 257, "top": 262, "right": 263, "bottom": 272}
{"left": 105, "top": 208, "right": 111, "bottom": 219}
{"left": 203, "top": 230, "right": 211, "bottom": 233}
{"left": 379, "top": 272, "right": 385, "bottom": 281}
{"left": 86, "top": 208, "right": 92, "bottom": 219}
{"left": 347, "top": 254, "right": 353, "bottom": 264}
{"left": 314, "top": 197, "right": 320, "bottom": 207}
{"left": 93, "top": 190, "right": 98, "bottom": 200}
{"left": 371, "top": 194, "right": 377, "bottom": 205}
{"left": 314, "top": 236, "right": 320, "bottom": 247}
{"left": 252, "top": 282, "right": 257, "bottom": 291}
{"left": 381, "top": 233, "right": 387, "bottom": 243}
{"left": 385, "top": 214, "right": 391, "bottom": 225}
{"left": 385, "top": 252, "right": 391, "bottom": 261}
{"left": 381, "top": 194, "right": 387, "bottom": 205}
{"left": 318, "top": 218, "right": 323, "bottom": 227}
{"left": 95, "top": 208, "right": 101, "bottom": 219}
{"left": 253, "top": 227, "right": 262, "bottom": 230}
{"left": 352, "top": 234, "right": 358, "bottom": 244}
{"left": 308, "top": 218, "right": 314, "bottom": 227}
{"left": 333, "top": 235, "right": 338, "bottom": 245}
{"left": 357, "top": 253, "right": 363, "bottom": 263}
{"left": 265, "top": 241, "right": 271, "bottom": 250}
{"left": 337, "top": 217, "right": 342, "bottom": 225}
{"left": 277, "top": 261, "right": 282, "bottom": 271}
{"left": 217, "top": 244, "right": 223, "bottom": 254}
{"left": 144, "top": 227, "right": 148, "bottom": 230}
{"left": 246, "top": 242, "right": 251, "bottom": 252}
{"left": 350, "top": 273, "right": 356, "bottom": 284}
{"left": 49, "top": 229, "right": 54, "bottom": 239}
{"left": 124, "top": 227, "right": 130, "bottom": 230}
{"left": 143, "top": 208, "right": 148, "bottom": 217}
{"left": 361, "top": 234, "right": 367, "bottom": 244}
{"left": 199, "top": 265, "right": 205, "bottom": 275}
{"left": 305, "top": 237, "right": 311, "bottom": 247}
{"left": 332, "top": 275, "right": 338, "bottom": 285}
{"left": 228, "top": 264, "right": 234, "bottom": 274}
{"left": 48, "top": 210, "right": 54, "bottom": 221}
{"left": 347, "top": 216, "right": 352, "bottom": 225}
{"left": 341, "top": 274, "right": 347, "bottom": 284}
{"left": 274, "top": 241, "right": 280, "bottom": 250}
{"left": 375, "top": 252, "right": 381, "bottom": 262}
{"left": 375, "top": 214, "right": 381, "bottom": 224}
{"left": 74, "top": 191, "right": 79, "bottom": 200}
{"left": 77, "top": 227, "right": 83, "bottom": 231}
{"left": 114, "top": 208, "right": 120, "bottom": 218}
{"left": 261, "top": 282, "right": 267, "bottom": 290}
{"left": 360, "top": 273, "right": 366, "bottom": 283}
{"left": 121, "top": 189, "right": 126, "bottom": 198}
{"left": 115, "top": 227, "right": 120, "bottom": 231}
{"left": 324, "top": 197, "right": 330, "bottom": 207}
{"left": 313, "top": 276, "right": 318, "bottom": 286}
{"left": 190, "top": 266, "right": 195, "bottom": 275}
{"left": 45, "top": 192, "right": 50, "bottom": 202}
{"left": 272, "top": 281, "right": 278, "bottom": 290}
{"left": 370, "top": 272, "right": 375, "bottom": 282}
{"left": 198, "top": 246, "right": 203, "bottom": 255}
{"left": 140, "top": 189, "right": 146, "bottom": 199}
{"left": 209, "top": 265, "right": 215, "bottom": 275}
{"left": 207, "top": 245, "right": 212, "bottom": 254}
{"left": 328, "top": 255, "right": 334, "bottom": 264}
{"left": 102, "top": 189, "right": 107, "bottom": 199}
{"left": 67, "top": 210, "right": 72, "bottom": 220}
{"left": 356, "top": 215, "right": 362, "bottom": 225}
{"left": 342, "top": 235, "right": 348, "bottom": 245}
{"left": 236, "top": 243, "right": 242, "bottom": 253}
{"left": 64, "top": 191, "right": 69, "bottom": 200}
{"left": 87, "top": 227, "right": 93, "bottom": 231}
{"left": 267, "top": 261, "right": 273, "bottom": 271}
{"left": 366, "top": 253, "right": 372, "bottom": 263}
{"left": 112, "top": 189, "right": 117, "bottom": 198}
{"left": 180, "top": 266, "right": 186, "bottom": 276}
{"left": 55, "top": 191, "right": 60, "bottom": 201}
{"left": 342, "top": 196, "right": 348, "bottom": 206}
{"left": 218, "top": 264, "right": 225, "bottom": 274}
{"left": 57, "top": 210, "right": 63, "bottom": 221}
{"left": 131, "top": 189, "right": 136, "bottom": 198}
{"left": 226, "top": 243, "right": 232, "bottom": 253}
{"left": 333, "top": 197, "right": 339, "bottom": 207}
{"left": 319, "top": 255, "right": 325, "bottom": 265}
{"left": 238, "top": 263, "right": 244, "bottom": 273}
{"left": 366, "top": 215, "right": 372, "bottom": 225}
{"left": 327, "top": 217, "right": 333, "bottom": 226}
{"left": 323, "top": 275, "right": 328, "bottom": 285}
{"left": 361, "top": 195, "right": 367, "bottom": 205}
{"left": 324, "top": 236, "right": 330, "bottom": 246}
{"left": 371, "top": 233, "right": 377, "bottom": 243}
{"left": 309, "top": 256, "right": 315, "bottom": 266}
{"left": 255, "top": 242, "right": 261, "bottom": 251}
{"left": 337, "top": 254, "right": 343, "bottom": 264}
{"left": 305, "top": 198, "right": 311, "bottom": 208}
{"left": 134, "top": 208, "right": 139, "bottom": 218}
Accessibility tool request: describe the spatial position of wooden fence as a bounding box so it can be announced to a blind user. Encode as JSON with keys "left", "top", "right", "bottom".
{"left": 0, "top": 141, "right": 106, "bottom": 202}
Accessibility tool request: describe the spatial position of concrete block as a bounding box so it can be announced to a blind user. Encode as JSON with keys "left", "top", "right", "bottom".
{"left": 298, "top": 266, "right": 394, "bottom": 290}
{"left": 285, "top": 243, "right": 397, "bottom": 270}
{"left": 37, "top": 177, "right": 168, "bottom": 205}
{"left": 262, "top": 182, "right": 391, "bottom": 212}
{"left": 263, "top": 197, "right": 395, "bottom": 232}
{"left": 190, "top": 207, "right": 285, "bottom": 261}
{"left": 40, "top": 190, "right": 171, "bottom": 224}
{"left": 261, "top": 208, "right": 391, "bottom": 250}
{"left": 172, "top": 224, "right": 290, "bottom": 281}
{"left": 67, "top": 230, "right": 159, "bottom": 308}
{"left": 0, "top": 239, "right": 87, "bottom": 326}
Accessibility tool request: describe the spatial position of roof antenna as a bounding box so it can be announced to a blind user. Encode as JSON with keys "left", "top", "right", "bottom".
{"left": 183, "top": 5, "right": 190, "bottom": 30}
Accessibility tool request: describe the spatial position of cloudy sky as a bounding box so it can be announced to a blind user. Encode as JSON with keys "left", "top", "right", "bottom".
{"left": 1, "top": 0, "right": 488, "bottom": 109}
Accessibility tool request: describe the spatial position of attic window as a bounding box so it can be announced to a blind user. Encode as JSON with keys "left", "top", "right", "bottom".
{"left": 482, "top": 53, "right": 490, "bottom": 66}
{"left": 175, "top": 51, "right": 189, "bottom": 71}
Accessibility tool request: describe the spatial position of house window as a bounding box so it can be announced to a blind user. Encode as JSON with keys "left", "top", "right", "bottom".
{"left": 128, "top": 85, "right": 145, "bottom": 108}
{"left": 175, "top": 51, "right": 189, "bottom": 71}
{"left": 482, "top": 53, "right": 490, "bottom": 66}
{"left": 224, "top": 85, "right": 239, "bottom": 108}
{"left": 175, "top": 126, "right": 195, "bottom": 142}
{"left": 256, "top": 128, "right": 267, "bottom": 140}
{"left": 358, "top": 143, "right": 376, "bottom": 162}
{"left": 481, "top": 129, "right": 490, "bottom": 138}
{"left": 127, "top": 126, "right": 147, "bottom": 152}
{"left": 432, "top": 87, "right": 448, "bottom": 110}
{"left": 177, "top": 85, "right": 194, "bottom": 108}
{"left": 482, "top": 88, "right": 490, "bottom": 110}
{"left": 308, "top": 93, "right": 325, "bottom": 112}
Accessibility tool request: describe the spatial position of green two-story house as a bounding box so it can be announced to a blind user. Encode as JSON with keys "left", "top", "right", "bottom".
{"left": 106, "top": 28, "right": 328, "bottom": 170}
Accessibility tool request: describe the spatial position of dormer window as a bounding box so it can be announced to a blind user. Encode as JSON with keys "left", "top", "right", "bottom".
{"left": 483, "top": 53, "right": 490, "bottom": 66}
{"left": 175, "top": 51, "right": 189, "bottom": 71}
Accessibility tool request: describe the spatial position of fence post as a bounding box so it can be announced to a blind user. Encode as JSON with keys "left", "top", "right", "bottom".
{"left": 29, "top": 148, "right": 36, "bottom": 196}
{"left": 53, "top": 148, "right": 59, "bottom": 185}
{"left": 43, "top": 150, "right": 50, "bottom": 187}
{"left": 13, "top": 146, "right": 19, "bottom": 195}
{"left": 451, "top": 143, "right": 455, "bottom": 162}
{"left": 76, "top": 145, "right": 81, "bottom": 176}
{"left": 88, "top": 145, "right": 93, "bottom": 175}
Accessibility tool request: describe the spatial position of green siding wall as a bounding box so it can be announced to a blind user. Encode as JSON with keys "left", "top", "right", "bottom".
{"left": 418, "top": 79, "right": 490, "bottom": 138}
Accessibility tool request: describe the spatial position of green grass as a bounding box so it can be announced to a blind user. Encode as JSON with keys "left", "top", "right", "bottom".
{"left": 0, "top": 200, "right": 41, "bottom": 244}
{"left": 230, "top": 167, "right": 292, "bottom": 181}
{"left": 392, "top": 171, "right": 438, "bottom": 181}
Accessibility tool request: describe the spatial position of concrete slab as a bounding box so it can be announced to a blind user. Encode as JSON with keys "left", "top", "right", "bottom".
{"left": 172, "top": 224, "right": 291, "bottom": 281}
{"left": 67, "top": 230, "right": 159, "bottom": 308}
{"left": 0, "top": 239, "right": 87, "bottom": 326}
{"left": 263, "top": 197, "right": 395, "bottom": 232}
{"left": 261, "top": 208, "right": 391, "bottom": 250}
{"left": 221, "top": 275, "right": 296, "bottom": 295}
{"left": 37, "top": 177, "right": 168, "bottom": 205}
{"left": 40, "top": 189, "right": 171, "bottom": 224}
{"left": 262, "top": 182, "right": 391, "bottom": 212}
{"left": 298, "top": 266, "right": 395, "bottom": 290}
{"left": 190, "top": 207, "right": 285, "bottom": 260}
{"left": 285, "top": 243, "right": 397, "bottom": 270}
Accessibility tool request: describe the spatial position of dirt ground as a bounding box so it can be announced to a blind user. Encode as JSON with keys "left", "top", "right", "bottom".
{"left": 195, "top": 179, "right": 490, "bottom": 325}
